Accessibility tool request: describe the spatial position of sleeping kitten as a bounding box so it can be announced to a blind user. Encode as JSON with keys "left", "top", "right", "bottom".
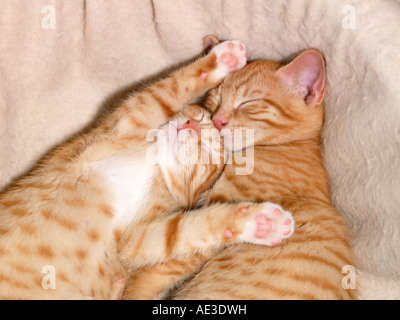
{"left": 172, "top": 39, "right": 357, "bottom": 300}
{"left": 122, "top": 36, "right": 357, "bottom": 300}
{"left": 0, "top": 40, "right": 294, "bottom": 299}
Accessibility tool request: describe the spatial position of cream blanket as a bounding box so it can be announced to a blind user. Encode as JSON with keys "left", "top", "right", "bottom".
{"left": 1, "top": 0, "right": 399, "bottom": 299}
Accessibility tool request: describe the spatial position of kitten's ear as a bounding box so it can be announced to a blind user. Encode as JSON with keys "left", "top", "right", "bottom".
{"left": 277, "top": 49, "right": 326, "bottom": 106}
{"left": 203, "top": 35, "right": 221, "bottom": 54}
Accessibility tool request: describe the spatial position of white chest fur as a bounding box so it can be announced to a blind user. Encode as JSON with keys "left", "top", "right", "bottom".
{"left": 91, "top": 154, "right": 156, "bottom": 228}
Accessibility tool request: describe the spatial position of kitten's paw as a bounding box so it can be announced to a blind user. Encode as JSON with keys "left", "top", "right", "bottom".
{"left": 211, "top": 40, "right": 247, "bottom": 80}
{"left": 238, "top": 202, "right": 294, "bottom": 246}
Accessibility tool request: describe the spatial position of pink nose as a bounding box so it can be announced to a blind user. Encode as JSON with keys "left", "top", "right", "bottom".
{"left": 212, "top": 118, "right": 228, "bottom": 131}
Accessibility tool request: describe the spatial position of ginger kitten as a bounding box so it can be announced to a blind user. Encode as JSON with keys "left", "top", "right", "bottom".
{"left": 123, "top": 37, "right": 357, "bottom": 300}
{"left": 0, "top": 40, "right": 294, "bottom": 299}
{"left": 172, "top": 42, "right": 356, "bottom": 300}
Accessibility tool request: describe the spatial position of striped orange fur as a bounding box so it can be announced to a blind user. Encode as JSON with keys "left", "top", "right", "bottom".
{"left": 171, "top": 50, "right": 357, "bottom": 300}
{"left": 124, "top": 41, "right": 357, "bottom": 300}
{"left": 0, "top": 40, "right": 267, "bottom": 299}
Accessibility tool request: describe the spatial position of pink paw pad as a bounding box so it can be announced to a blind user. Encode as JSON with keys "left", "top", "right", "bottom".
{"left": 223, "top": 228, "right": 234, "bottom": 239}
{"left": 200, "top": 72, "right": 208, "bottom": 80}
{"left": 239, "top": 202, "right": 295, "bottom": 246}
{"left": 254, "top": 214, "right": 272, "bottom": 238}
{"left": 273, "top": 208, "right": 282, "bottom": 216}
{"left": 211, "top": 40, "right": 248, "bottom": 78}
{"left": 220, "top": 54, "right": 239, "bottom": 72}
{"left": 238, "top": 206, "right": 249, "bottom": 216}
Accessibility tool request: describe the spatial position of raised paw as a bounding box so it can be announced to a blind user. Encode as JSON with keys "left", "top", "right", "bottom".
{"left": 238, "top": 202, "right": 295, "bottom": 246}
{"left": 211, "top": 40, "right": 247, "bottom": 80}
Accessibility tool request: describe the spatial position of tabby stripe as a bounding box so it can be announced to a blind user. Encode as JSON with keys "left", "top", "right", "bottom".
{"left": 98, "top": 264, "right": 106, "bottom": 277}
{"left": 0, "top": 274, "right": 30, "bottom": 290}
{"left": 201, "top": 276, "right": 257, "bottom": 299}
{"left": 216, "top": 263, "right": 237, "bottom": 271}
{"left": 0, "top": 198, "right": 23, "bottom": 206}
{"left": 242, "top": 171, "right": 285, "bottom": 185}
{"left": 211, "top": 287, "right": 255, "bottom": 300}
{"left": 10, "top": 207, "right": 30, "bottom": 217}
{"left": 9, "top": 263, "right": 36, "bottom": 275}
{"left": 147, "top": 204, "right": 170, "bottom": 221}
{"left": 63, "top": 197, "right": 88, "bottom": 208}
{"left": 212, "top": 275, "right": 317, "bottom": 300}
{"left": 281, "top": 162, "right": 321, "bottom": 181}
{"left": 245, "top": 257, "right": 264, "bottom": 265}
{"left": 57, "top": 272, "right": 71, "bottom": 283}
{"left": 192, "top": 166, "right": 219, "bottom": 203}
{"left": 157, "top": 267, "right": 187, "bottom": 277}
{"left": 113, "top": 229, "right": 123, "bottom": 244}
{"left": 290, "top": 234, "right": 344, "bottom": 245}
{"left": 263, "top": 98, "right": 297, "bottom": 121}
{"left": 347, "top": 289, "right": 358, "bottom": 300}
{"left": 250, "top": 280, "right": 318, "bottom": 300}
{"left": 296, "top": 234, "right": 350, "bottom": 249}
{"left": 167, "top": 173, "right": 186, "bottom": 193}
{"left": 277, "top": 252, "right": 343, "bottom": 272}
{"left": 128, "top": 115, "right": 150, "bottom": 129}
{"left": 128, "top": 228, "right": 148, "bottom": 261}
{"left": 155, "top": 82, "right": 166, "bottom": 90}
{"left": 259, "top": 184, "right": 294, "bottom": 195}
{"left": 15, "top": 244, "right": 30, "bottom": 255}
{"left": 40, "top": 209, "right": 78, "bottom": 231}
{"left": 18, "top": 223, "right": 36, "bottom": 237}
{"left": 325, "top": 246, "right": 353, "bottom": 266}
{"left": 262, "top": 268, "right": 344, "bottom": 298}
{"left": 212, "top": 254, "right": 236, "bottom": 263}
{"left": 230, "top": 180, "right": 253, "bottom": 196}
{"left": 0, "top": 228, "right": 11, "bottom": 236}
{"left": 165, "top": 215, "right": 181, "bottom": 257}
{"left": 304, "top": 216, "right": 345, "bottom": 230}
{"left": 252, "top": 116, "right": 293, "bottom": 130}
{"left": 245, "top": 108, "right": 266, "bottom": 116}
{"left": 209, "top": 194, "right": 230, "bottom": 203}
{"left": 98, "top": 204, "right": 114, "bottom": 218}
{"left": 317, "top": 224, "right": 349, "bottom": 239}
{"left": 86, "top": 229, "right": 100, "bottom": 242}
{"left": 234, "top": 68, "right": 259, "bottom": 88}
{"left": 169, "top": 76, "right": 179, "bottom": 97}
{"left": 187, "top": 165, "right": 199, "bottom": 199}
{"left": 299, "top": 196, "right": 331, "bottom": 206}
{"left": 37, "top": 244, "right": 55, "bottom": 258}
{"left": 151, "top": 92, "right": 175, "bottom": 118}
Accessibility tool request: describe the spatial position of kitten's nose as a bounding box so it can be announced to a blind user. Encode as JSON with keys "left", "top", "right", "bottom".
{"left": 212, "top": 117, "right": 228, "bottom": 131}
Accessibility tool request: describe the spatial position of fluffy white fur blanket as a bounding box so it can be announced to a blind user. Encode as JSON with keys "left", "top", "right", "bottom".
{"left": 1, "top": 0, "right": 399, "bottom": 299}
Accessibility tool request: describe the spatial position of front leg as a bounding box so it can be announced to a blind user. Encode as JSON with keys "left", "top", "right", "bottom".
{"left": 118, "top": 202, "right": 294, "bottom": 270}
{"left": 113, "top": 41, "right": 248, "bottom": 138}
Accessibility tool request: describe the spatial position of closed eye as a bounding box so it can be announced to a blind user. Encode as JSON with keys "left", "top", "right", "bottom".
{"left": 236, "top": 99, "right": 262, "bottom": 110}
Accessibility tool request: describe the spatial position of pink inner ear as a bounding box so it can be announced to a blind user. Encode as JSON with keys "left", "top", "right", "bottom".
{"left": 277, "top": 50, "right": 326, "bottom": 106}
